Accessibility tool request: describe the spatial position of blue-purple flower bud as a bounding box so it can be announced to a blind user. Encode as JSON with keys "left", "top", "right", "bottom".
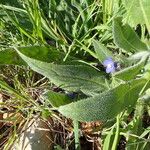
{"left": 103, "top": 58, "right": 117, "bottom": 73}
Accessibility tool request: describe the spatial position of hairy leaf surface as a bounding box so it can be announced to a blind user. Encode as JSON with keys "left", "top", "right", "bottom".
{"left": 113, "top": 57, "right": 147, "bottom": 80}
{"left": 113, "top": 18, "right": 148, "bottom": 52}
{"left": 92, "top": 39, "right": 113, "bottom": 63}
{"left": 0, "top": 46, "right": 75, "bottom": 65}
{"left": 16, "top": 49, "right": 107, "bottom": 95}
{"left": 58, "top": 78, "right": 146, "bottom": 121}
{"left": 122, "top": 0, "right": 150, "bottom": 32}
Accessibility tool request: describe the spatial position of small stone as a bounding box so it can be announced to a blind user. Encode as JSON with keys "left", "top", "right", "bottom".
{"left": 12, "top": 119, "right": 53, "bottom": 150}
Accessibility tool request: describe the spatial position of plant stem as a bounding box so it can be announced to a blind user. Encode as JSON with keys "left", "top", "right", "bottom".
{"left": 111, "top": 115, "right": 120, "bottom": 150}
{"left": 102, "top": 0, "right": 106, "bottom": 24}
{"left": 73, "top": 120, "right": 80, "bottom": 150}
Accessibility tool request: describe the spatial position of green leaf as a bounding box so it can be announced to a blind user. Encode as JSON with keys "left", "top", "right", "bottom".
{"left": 122, "top": 0, "right": 150, "bottom": 33}
{"left": 0, "top": 48, "right": 26, "bottom": 66}
{"left": 42, "top": 90, "right": 72, "bottom": 107}
{"left": 103, "top": 127, "right": 115, "bottom": 150}
{"left": 92, "top": 39, "right": 113, "bottom": 63}
{"left": 113, "top": 56, "right": 147, "bottom": 81}
{"left": 0, "top": 46, "right": 75, "bottom": 66}
{"left": 58, "top": 78, "right": 146, "bottom": 122}
{"left": 128, "top": 51, "right": 150, "bottom": 62}
{"left": 103, "top": 126, "right": 116, "bottom": 150}
{"left": 16, "top": 49, "right": 107, "bottom": 96}
{"left": 113, "top": 17, "right": 148, "bottom": 52}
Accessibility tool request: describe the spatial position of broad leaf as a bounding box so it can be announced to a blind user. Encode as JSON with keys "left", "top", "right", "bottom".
{"left": 113, "top": 56, "right": 147, "bottom": 81}
{"left": 0, "top": 46, "right": 75, "bottom": 66}
{"left": 58, "top": 78, "right": 146, "bottom": 122}
{"left": 92, "top": 39, "right": 113, "bottom": 63}
{"left": 113, "top": 18, "right": 148, "bottom": 52}
{"left": 42, "top": 90, "right": 72, "bottom": 107}
{"left": 128, "top": 51, "right": 150, "bottom": 62}
{"left": 122, "top": 0, "right": 150, "bottom": 33}
{"left": 16, "top": 49, "right": 107, "bottom": 96}
{"left": 0, "top": 48, "right": 26, "bottom": 65}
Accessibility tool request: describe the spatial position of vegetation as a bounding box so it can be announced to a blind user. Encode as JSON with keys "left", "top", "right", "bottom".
{"left": 0, "top": 0, "right": 150, "bottom": 149}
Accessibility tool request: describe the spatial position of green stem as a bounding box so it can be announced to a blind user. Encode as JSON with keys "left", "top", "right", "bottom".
{"left": 111, "top": 115, "right": 120, "bottom": 150}
{"left": 102, "top": 0, "right": 106, "bottom": 24}
{"left": 134, "top": 100, "right": 144, "bottom": 134}
{"left": 73, "top": 120, "right": 80, "bottom": 150}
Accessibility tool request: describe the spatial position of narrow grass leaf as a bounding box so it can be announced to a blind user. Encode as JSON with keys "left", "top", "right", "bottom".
{"left": 103, "top": 127, "right": 115, "bottom": 150}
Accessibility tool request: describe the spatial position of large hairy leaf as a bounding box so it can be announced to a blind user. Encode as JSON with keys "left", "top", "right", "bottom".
{"left": 42, "top": 90, "right": 72, "bottom": 107}
{"left": 113, "top": 56, "right": 147, "bottom": 80}
{"left": 128, "top": 51, "right": 150, "bottom": 61}
{"left": 92, "top": 39, "right": 113, "bottom": 63}
{"left": 58, "top": 78, "right": 146, "bottom": 122}
{"left": 113, "top": 18, "right": 148, "bottom": 52}
{"left": 122, "top": 0, "right": 150, "bottom": 32}
{"left": 16, "top": 49, "right": 107, "bottom": 96}
{"left": 0, "top": 46, "right": 75, "bottom": 65}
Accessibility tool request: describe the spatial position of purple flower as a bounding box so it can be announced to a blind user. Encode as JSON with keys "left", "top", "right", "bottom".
{"left": 103, "top": 58, "right": 117, "bottom": 73}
